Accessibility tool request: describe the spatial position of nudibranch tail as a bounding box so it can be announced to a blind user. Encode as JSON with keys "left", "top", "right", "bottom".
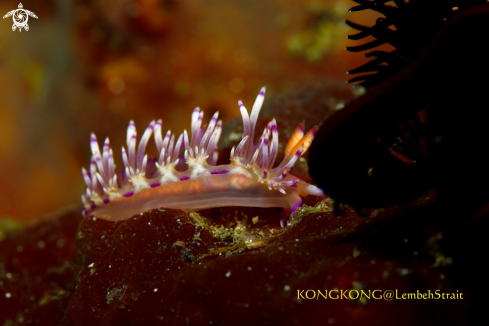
{"left": 82, "top": 87, "right": 325, "bottom": 226}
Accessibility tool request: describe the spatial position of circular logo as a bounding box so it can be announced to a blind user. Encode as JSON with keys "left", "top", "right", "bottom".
{"left": 3, "top": 3, "right": 38, "bottom": 32}
{"left": 13, "top": 10, "right": 28, "bottom": 27}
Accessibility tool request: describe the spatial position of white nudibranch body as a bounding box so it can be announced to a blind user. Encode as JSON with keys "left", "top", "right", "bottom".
{"left": 81, "top": 87, "right": 325, "bottom": 227}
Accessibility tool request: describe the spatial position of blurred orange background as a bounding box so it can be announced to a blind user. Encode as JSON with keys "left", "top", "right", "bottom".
{"left": 0, "top": 0, "right": 380, "bottom": 223}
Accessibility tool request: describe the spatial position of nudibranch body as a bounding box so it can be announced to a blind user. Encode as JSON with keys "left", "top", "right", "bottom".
{"left": 82, "top": 88, "right": 325, "bottom": 227}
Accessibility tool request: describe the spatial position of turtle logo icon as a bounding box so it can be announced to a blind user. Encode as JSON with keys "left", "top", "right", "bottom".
{"left": 3, "top": 3, "right": 38, "bottom": 32}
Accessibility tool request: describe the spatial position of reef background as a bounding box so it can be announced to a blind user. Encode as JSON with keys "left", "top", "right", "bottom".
{"left": 0, "top": 0, "right": 376, "bottom": 224}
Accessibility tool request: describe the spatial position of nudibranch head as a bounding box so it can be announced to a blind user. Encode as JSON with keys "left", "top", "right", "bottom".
{"left": 82, "top": 87, "right": 325, "bottom": 227}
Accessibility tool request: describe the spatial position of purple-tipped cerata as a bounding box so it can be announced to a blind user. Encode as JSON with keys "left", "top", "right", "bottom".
{"left": 81, "top": 87, "right": 325, "bottom": 227}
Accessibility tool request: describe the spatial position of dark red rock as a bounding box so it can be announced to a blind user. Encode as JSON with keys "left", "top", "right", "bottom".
{"left": 43, "top": 185, "right": 465, "bottom": 326}
{"left": 0, "top": 209, "right": 81, "bottom": 325}
{"left": 0, "top": 184, "right": 474, "bottom": 326}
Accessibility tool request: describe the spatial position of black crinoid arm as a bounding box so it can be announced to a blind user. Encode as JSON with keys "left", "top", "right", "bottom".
{"left": 309, "top": 3, "right": 489, "bottom": 211}
{"left": 346, "top": 0, "right": 488, "bottom": 89}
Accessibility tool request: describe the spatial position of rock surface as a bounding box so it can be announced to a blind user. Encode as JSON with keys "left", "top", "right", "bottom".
{"left": 1, "top": 186, "right": 471, "bottom": 325}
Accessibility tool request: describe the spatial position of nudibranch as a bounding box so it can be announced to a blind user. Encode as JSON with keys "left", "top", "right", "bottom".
{"left": 81, "top": 87, "right": 325, "bottom": 227}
